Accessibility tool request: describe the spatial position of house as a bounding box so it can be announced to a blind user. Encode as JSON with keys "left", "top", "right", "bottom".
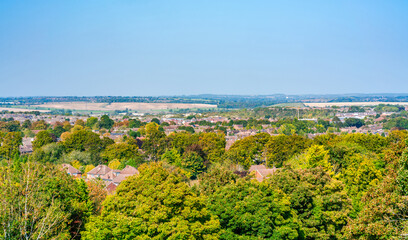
{"left": 107, "top": 133, "right": 125, "bottom": 141}
{"left": 248, "top": 164, "right": 267, "bottom": 172}
{"left": 19, "top": 145, "right": 33, "bottom": 154}
{"left": 120, "top": 165, "right": 139, "bottom": 175}
{"left": 101, "top": 169, "right": 121, "bottom": 182}
{"left": 19, "top": 137, "right": 34, "bottom": 154}
{"left": 87, "top": 165, "right": 112, "bottom": 180}
{"left": 112, "top": 165, "right": 139, "bottom": 186}
{"left": 61, "top": 164, "right": 82, "bottom": 178}
{"left": 254, "top": 168, "right": 278, "bottom": 182}
{"left": 105, "top": 182, "right": 117, "bottom": 194}
{"left": 248, "top": 164, "right": 278, "bottom": 182}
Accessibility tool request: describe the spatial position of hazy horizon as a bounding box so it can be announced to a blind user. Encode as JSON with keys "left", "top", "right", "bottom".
{"left": 3, "top": 93, "right": 408, "bottom": 99}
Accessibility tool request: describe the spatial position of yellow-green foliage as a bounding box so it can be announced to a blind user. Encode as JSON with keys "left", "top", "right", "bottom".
{"left": 108, "top": 159, "right": 121, "bottom": 170}
{"left": 84, "top": 164, "right": 95, "bottom": 174}
{"left": 290, "top": 145, "right": 334, "bottom": 175}
{"left": 71, "top": 159, "right": 81, "bottom": 169}
{"left": 82, "top": 162, "right": 221, "bottom": 239}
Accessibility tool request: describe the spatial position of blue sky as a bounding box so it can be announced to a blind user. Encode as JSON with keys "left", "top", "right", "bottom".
{"left": 0, "top": 0, "right": 407, "bottom": 96}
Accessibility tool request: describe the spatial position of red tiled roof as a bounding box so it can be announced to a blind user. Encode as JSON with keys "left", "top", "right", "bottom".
{"left": 106, "top": 182, "right": 117, "bottom": 193}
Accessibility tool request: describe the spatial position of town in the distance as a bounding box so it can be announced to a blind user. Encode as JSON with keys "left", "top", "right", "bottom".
{"left": 2, "top": 94, "right": 408, "bottom": 239}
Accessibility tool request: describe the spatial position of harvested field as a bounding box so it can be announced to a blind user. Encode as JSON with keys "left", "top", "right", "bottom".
{"left": 304, "top": 102, "right": 408, "bottom": 107}
{"left": 32, "top": 102, "right": 217, "bottom": 111}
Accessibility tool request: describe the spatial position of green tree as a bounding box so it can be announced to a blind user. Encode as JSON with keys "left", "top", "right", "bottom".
{"left": 178, "top": 125, "right": 195, "bottom": 133}
{"left": 384, "top": 117, "right": 408, "bottom": 130}
{"left": 0, "top": 161, "right": 92, "bottom": 239}
{"left": 198, "top": 132, "right": 226, "bottom": 163}
{"left": 278, "top": 123, "right": 297, "bottom": 135}
{"left": 86, "top": 117, "right": 98, "bottom": 128}
{"left": 22, "top": 119, "right": 32, "bottom": 129}
{"left": 342, "top": 133, "right": 389, "bottom": 153}
{"left": 181, "top": 151, "right": 206, "bottom": 179}
{"left": 128, "top": 129, "right": 141, "bottom": 138}
{"left": 161, "top": 148, "right": 182, "bottom": 165}
{"left": 344, "top": 118, "right": 365, "bottom": 128}
{"left": 198, "top": 165, "right": 238, "bottom": 195}
{"left": 207, "top": 179, "right": 300, "bottom": 239}
{"left": 63, "top": 129, "right": 104, "bottom": 153}
{"left": 101, "top": 142, "right": 140, "bottom": 162}
{"left": 0, "top": 132, "right": 22, "bottom": 160}
{"left": 118, "top": 158, "right": 145, "bottom": 169}
{"left": 224, "top": 133, "right": 270, "bottom": 169}
{"left": 128, "top": 119, "right": 143, "bottom": 128}
{"left": 332, "top": 116, "right": 343, "bottom": 128}
{"left": 32, "top": 130, "right": 55, "bottom": 150}
{"left": 30, "top": 142, "right": 64, "bottom": 163}
{"left": 82, "top": 162, "right": 221, "bottom": 239}
{"left": 166, "top": 132, "right": 200, "bottom": 155}
{"left": 61, "top": 150, "right": 94, "bottom": 166}
{"left": 31, "top": 120, "right": 48, "bottom": 130}
{"left": 0, "top": 120, "right": 21, "bottom": 132}
{"left": 397, "top": 149, "right": 408, "bottom": 195}
{"left": 52, "top": 125, "right": 66, "bottom": 138}
{"left": 265, "top": 134, "right": 311, "bottom": 167}
{"left": 289, "top": 145, "right": 334, "bottom": 175}
{"left": 98, "top": 115, "right": 114, "bottom": 129}
{"left": 151, "top": 117, "right": 161, "bottom": 125}
{"left": 142, "top": 122, "right": 166, "bottom": 160}
{"left": 161, "top": 148, "right": 203, "bottom": 178}
{"left": 344, "top": 177, "right": 407, "bottom": 239}
{"left": 268, "top": 168, "right": 351, "bottom": 239}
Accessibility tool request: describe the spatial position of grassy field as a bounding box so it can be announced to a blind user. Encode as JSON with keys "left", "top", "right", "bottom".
{"left": 271, "top": 103, "right": 305, "bottom": 108}
{"left": 31, "top": 102, "right": 217, "bottom": 112}
{"left": 304, "top": 102, "right": 408, "bottom": 107}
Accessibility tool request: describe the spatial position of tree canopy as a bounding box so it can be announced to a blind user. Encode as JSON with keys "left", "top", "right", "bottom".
{"left": 82, "top": 163, "right": 221, "bottom": 239}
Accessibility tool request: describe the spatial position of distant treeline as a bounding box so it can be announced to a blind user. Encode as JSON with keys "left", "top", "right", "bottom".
{"left": 2, "top": 93, "right": 408, "bottom": 109}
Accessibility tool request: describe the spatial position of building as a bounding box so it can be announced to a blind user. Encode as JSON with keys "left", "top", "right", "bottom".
{"left": 87, "top": 165, "right": 112, "bottom": 180}
{"left": 61, "top": 164, "right": 82, "bottom": 178}
{"left": 112, "top": 165, "right": 139, "bottom": 186}
{"left": 248, "top": 164, "right": 278, "bottom": 182}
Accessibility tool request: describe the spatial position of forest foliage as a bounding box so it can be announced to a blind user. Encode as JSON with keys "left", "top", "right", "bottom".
{"left": 1, "top": 114, "right": 408, "bottom": 239}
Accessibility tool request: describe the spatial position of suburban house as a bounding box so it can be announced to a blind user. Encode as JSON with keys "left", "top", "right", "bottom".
{"left": 93, "top": 165, "right": 140, "bottom": 193}
{"left": 112, "top": 165, "right": 139, "bottom": 186}
{"left": 19, "top": 137, "right": 34, "bottom": 154}
{"left": 61, "top": 164, "right": 82, "bottom": 178}
{"left": 87, "top": 165, "right": 112, "bottom": 180}
{"left": 101, "top": 169, "right": 121, "bottom": 182}
{"left": 87, "top": 164, "right": 139, "bottom": 184}
{"left": 19, "top": 145, "right": 33, "bottom": 154}
{"left": 248, "top": 164, "right": 278, "bottom": 182}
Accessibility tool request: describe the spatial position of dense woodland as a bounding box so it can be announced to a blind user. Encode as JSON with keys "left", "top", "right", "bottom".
{"left": 1, "top": 113, "right": 408, "bottom": 239}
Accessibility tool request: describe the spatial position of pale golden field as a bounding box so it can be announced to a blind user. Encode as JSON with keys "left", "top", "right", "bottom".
{"left": 32, "top": 102, "right": 217, "bottom": 111}
{"left": 304, "top": 102, "right": 408, "bottom": 107}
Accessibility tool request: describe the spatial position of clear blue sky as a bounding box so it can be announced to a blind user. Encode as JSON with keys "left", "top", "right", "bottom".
{"left": 0, "top": 0, "right": 407, "bottom": 97}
